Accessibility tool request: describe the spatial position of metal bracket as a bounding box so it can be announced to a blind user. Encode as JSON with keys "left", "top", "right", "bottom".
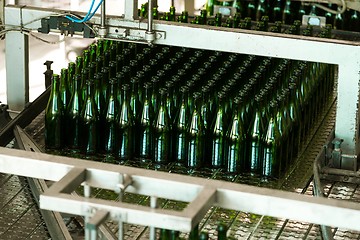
{"left": 330, "top": 138, "right": 343, "bottom": 169}
{"left": 114, "top": 173, "right": 132, "bottom": 194}
{"left": 38, "top": 16, "right": 95, "bottom": 38}
{"left": 43, "top": 60, "right": 53, "bottom": 89}
{"left": 87, "top": 210, "right": 109, "bottom": 230}
{"left": 107, "top": 26, "right": 165, "bottom": 43}
{"left": 329, "top": 138, "right": 358, "bottom": 171}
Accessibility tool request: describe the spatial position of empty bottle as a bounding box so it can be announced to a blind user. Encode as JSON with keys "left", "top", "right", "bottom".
{"left": 67, "top": 74, "right": 83, "bottom": 151}
{"left": 187, "top": 92, "right": 205, "bottom": 169}
{"left": 45, "top": 74, "right": 64, "bottom": 149}
{"left": 81, "top": 79, "right": 99, "bottom": 155}
{"left": 154, "top": 88, "right": 172, "bottom": 166}
{"left": 117, "top": 84, "right": 135, "bottom": 162}
{"left": 138, "top": 82, "right": 154, "bottom": 162}
{"left": 226, "top": 97, "right": 247, "bottom": 174}
{"left": 104, "top": 78, "right": 119, "bottom": 157}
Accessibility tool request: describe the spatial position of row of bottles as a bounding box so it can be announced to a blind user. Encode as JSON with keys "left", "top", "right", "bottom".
{"left": 159, "top": 222, "right": 229, "bottom": 240}
{"left": 45, "top": 38, "right": 334, "bottom": 178}
{"left": 139, "top": 2, "right": 360, "bottom": 32}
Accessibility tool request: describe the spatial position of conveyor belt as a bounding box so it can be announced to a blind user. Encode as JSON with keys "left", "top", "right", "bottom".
{"left": 0, "top": 174, "right": 50, "bottom": 239}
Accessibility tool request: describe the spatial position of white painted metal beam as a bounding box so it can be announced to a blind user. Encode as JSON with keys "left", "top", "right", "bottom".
{"left": 2, "top": 147, "right": 360, "bottom": 232}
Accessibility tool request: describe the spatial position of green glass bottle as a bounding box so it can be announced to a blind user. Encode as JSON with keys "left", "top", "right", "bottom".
{"left": 233, "top": 12, "right": 242, "bottom": 27}
{"left": 130, "top": 75, "right": 141, "bottom": 121}
{"left": 117, "top": 84, "right": 135, "bottom": 162}
{"left": 104, "top": 77, "right": 118, "bottom": 157}
{"left": 83, "top": 49, "right": 90, "bottom": 69}
{"left": 247, "top": 0, "right": 256, "bottom": 20}
{"left": 140, "top": 3, "right": 148, "bottom": 18}
{"left": 138, "top": 82, "right": 154, "bottom": 162}
{"left": 45, "top": 74, "right": 64, "bottom": 149}
{"left": 226, "top": 97, "right": 246, "bottom": 174}
{"left": 165, "top": 80, "right": 177, "bottom": 123}
{"left": 130, "top": 75, "right": 141, "bottom": 157}
{"left": 223, "top": 17, "right": 234, "bottom": 28}
{"left": 282, "top": 0, "right": 293, "bottom": 25}
{"left": 262, "top": 99, "right": 283, "bottom": 178}
{"left": 59, "top": 68, "right": 69, "bottom": 110}
{"left": 103, "top": 49, "right": 111, "bottom": 68}
{"left": 95, "top": 55, "right": 103, "bottom": 75}
{"left": 296, "top": 3, "right": 306, "bottom": 21}
{"left": 288, "top": 82, "right": 301, "bottom": 154}
{"left": 189, "top": 224, "right": 199, "bottom": 240}
{"left": 151, "top": 75, "right": 160, "bottom": 114}
{"left": 271, "top": 0, "right": 282, "bottom": 23}
{"left": 67, "top": 73, "right": 83, "bottom": 151}
{"left": 309, "top": 5, "right": 317, "bottom": 16}
{"left": 199, "top": 232, "right": 209, "bottom": 240}
{"left": 206, "top": 0, "right": 216, "bottom": 16}
{"left": 211, "top": 93, "right": 227, "bottom": 169}
{"left": 240, "top": 17, "right": 252, "bottom": 29}
{"left": 169, "top": 6, "right": 176, "bottom": 21}
{"left": 81, "top": 68, "right": 89, "bottom": 102}
{"left": 67, "top": 62, "right": 76, "bottom": 94}
{"left": 187, "top": 92, "right": 205, "bottom": 169}
{"left": 324, "top": 4, "right": 335, "bottom": 27}
{"left": 200, "top": 10, "right": 207, "bottom": 24}
{"left": 154, "top": 88, "right": 172, "bottom": 166}
{"left": 232, "top": 0, "right": 244, "bottom": 17}
{"left": 256, "top": 0, "right": 268, "bottom": 21}
{"left": 96, "top": 39, "right": 104, "bottom": 57}
{"left": 159, "top": 229, "right": 171, "bottom": 240}
{"left": 81, "top": 78, "right": 99, "bottom": 155}
{"left": 248, "top": 94, "right": 265, "bottom": 173}
{"left": 153, "top": 6, "right": 159, "bottom": 20}
{"left": 109, "top": 43, "right": 117, "bottom": 62}
{"left": 170, "top": 230, "right": 181, "bottom": 240}
{"left": 173, "top": 86, "right": 190, "bottom": 166}
{"left": 217, "top": 223, "right": 227, "bottom": 240}
{"left": 103, "top": 39, "right": 111, "bottom": 53}
{"left": 89, "top": 43, "right": 97, "bottom": 64}
{"left": 215, "top": 13, "right": 222, "bottom": 26}
{"left": 349, "top": 10, "right": 360, "bottom": 32}
{"left": 178, "top": 11, "right": 189, "bottom": 23}
{"left": 75, "top": 56, "right": 83, "bottom": 76}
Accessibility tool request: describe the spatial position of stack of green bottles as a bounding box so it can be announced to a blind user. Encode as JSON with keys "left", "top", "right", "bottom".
{"left": 45, "top": 38, "right": 335, "bottom": 179}
{"left": 139, "top": 2, "right": 360, "bottom": 32}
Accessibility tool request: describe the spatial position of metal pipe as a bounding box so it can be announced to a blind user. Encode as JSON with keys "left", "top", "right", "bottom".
{"left": 313, "top": 148, "right": 334, "bottom": 240}
{"left": 84, "top": 183, "right": 91, "bottom": 240}
{"left": 98, "top": 0, "right": 107, "bottom": 38}
{"left": 149, "top": 196, "right": 158, "bottom": 240}
{"left": 147, "top": 0, "right": 153, "bottom": 33}
{"left": 101, "top": 0, "right": 105, "bottom": 29}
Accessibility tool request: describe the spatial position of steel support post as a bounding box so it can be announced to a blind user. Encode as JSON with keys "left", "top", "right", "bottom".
{"left": 124, "top": 0, "right": 138, "bottom": 21}
{"left": 335, "top": 59, "right": 360, "bottom": 170}
{"left": 5, "top": 31, "right": 29, "bottom": 111}
{"left": 4, "top": 6, "right": 32, "bottom": 112}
